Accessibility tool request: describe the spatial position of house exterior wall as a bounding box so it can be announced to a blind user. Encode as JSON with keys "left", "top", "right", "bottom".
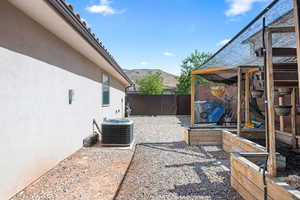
{"left": 0, "top": 1, "right": 126, "bottom": 199}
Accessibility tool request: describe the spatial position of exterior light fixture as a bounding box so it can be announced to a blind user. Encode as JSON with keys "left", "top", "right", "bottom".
{"left": 69, "top": 89, "right": 74, "bottom": 104}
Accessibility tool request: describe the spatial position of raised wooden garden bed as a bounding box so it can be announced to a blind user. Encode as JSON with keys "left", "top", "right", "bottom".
{"left": 184, "top": 128, "right": 224, "bottom": 145}
{"left": 231, "top": 152, "right": 300, "bottom": 200}
{"left": 223, "top": 130, "right": 265, "bottom": 153}
{"left": 223, "top": 130, "right": 286, "bottom": 169}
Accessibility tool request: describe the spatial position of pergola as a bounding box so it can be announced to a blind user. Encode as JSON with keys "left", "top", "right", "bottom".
{"left": 191, "top": 31, "right": 299, "bottom": 176}
{"left": 191, "top": 66, "right": 259, "bottom": 132}
{"left": 187, "top": 1, "right": 300, "bottom": 199}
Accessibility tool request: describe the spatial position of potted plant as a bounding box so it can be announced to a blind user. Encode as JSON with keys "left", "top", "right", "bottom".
{"left": 274, "top": 105, "right": 292, "bottom": 116}
{"left": 210, "top": 86, "right": 225, "bottom": 97}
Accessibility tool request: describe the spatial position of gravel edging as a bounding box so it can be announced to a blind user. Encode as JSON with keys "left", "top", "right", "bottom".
{"left": 112, "top": 143, "right": 138, "bottom": 200}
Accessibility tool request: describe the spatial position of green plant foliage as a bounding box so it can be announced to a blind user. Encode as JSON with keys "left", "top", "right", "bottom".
{"left": 175, "top": 50, "right": 212, "bottom": 94}
{"left": 136, "top": 72, "right": 164, "bottom": 95}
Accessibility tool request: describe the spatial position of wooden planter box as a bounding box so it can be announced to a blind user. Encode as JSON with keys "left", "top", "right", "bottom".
{"left": 223, "top": 130, "right": 265, "bottom": 153}
{"left": 231, "top": 152, "right": 300, "bottom": 200}
{"left": 223, "top": 130, "right": 286, "bottom": 169}
{"left": 184, "top": 128, "right": 223, "bottom": 145}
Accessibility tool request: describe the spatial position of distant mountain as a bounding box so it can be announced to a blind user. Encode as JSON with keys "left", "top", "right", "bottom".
{"left": 123, "top": 69, "right": 178, "bottom": 90}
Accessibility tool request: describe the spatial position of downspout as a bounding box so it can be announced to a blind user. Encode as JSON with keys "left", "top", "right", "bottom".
{"left": 125, "top": 84, "right": 134, "bottom": 117}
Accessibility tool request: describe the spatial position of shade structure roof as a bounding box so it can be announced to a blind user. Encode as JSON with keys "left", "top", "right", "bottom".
{"left": 198, "top": 0, "right": 295, "bottom": 84}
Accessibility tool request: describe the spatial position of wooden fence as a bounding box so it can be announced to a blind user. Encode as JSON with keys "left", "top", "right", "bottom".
{"left": 126, "top": 94, "right": 191, "bottom": 115}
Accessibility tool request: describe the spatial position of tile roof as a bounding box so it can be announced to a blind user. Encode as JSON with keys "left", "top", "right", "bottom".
{"left": 48, "top": 0, "right": 133, "bottom": 85}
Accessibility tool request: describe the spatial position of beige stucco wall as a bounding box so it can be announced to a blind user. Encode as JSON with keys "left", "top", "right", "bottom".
{"left": 0, "top": 1, "right": 126, "bottom": 199}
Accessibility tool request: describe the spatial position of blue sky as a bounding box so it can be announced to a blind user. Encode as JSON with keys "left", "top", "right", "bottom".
{"left": 67, "top": 0, "right": 272, "bottom": 75}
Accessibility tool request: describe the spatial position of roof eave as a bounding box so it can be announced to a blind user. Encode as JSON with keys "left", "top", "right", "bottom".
{"left": 46, "top": 0, "right": 133, "bottom": 86}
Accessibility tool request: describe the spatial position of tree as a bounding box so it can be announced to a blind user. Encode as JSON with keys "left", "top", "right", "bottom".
{"left": 175, "top": 50, "right": 212, "bottom": 94}
{"left": 136, "top": 72, "right": 164, "bottom": 95}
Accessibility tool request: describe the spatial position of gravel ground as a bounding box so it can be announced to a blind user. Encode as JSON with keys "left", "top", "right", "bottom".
{"left": 11, "top": 145, "right": 134, "bottom": 200}
{"left": 11, "top": 116, "right": 242, "bottom": 200}
{"left": 116, "top": 116, "right": 242, "bottom": 200}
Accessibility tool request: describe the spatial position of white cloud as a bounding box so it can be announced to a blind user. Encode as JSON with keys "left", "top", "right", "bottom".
{"left": 218, "top": 39, "right": 230, "bottom": 46}
{"left": 163, "top": 52, "right": 175, "bottom": 57}
{"left": 86, "top": 0, "right": 124, "bottom": 16}
{"left": 140, "top": 62, "right": 148, "bottom": 66}
{"left": 225, "top": 0, "right": 269, "bottom": 16}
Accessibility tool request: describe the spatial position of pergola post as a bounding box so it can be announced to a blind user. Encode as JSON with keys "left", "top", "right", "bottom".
{"left": 291, "top": 88, "right": 297, "bottom": 148}
{"left": 245, "top": 72, "right": 250, "bottom": 125}
{"left": 191, "top": 74, "right": 196, "bottom": 126}
{"left": 237, "top": 67, "right": 242, "bottom": 136}
{"left": 279, "top": 97, "right": 285, "bottom": 131}
{"left": 294, "top": 0, "right": 300, "bottom": 92}
{"left": 266, "top": 30, "right": 277, "bottom": 177}
{"left": 293, "top": 0, "right": 300, "bottom": 149}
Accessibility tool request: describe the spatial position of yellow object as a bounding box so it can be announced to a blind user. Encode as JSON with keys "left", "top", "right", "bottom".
{"left": 210, "top": 86, "right": 225, "bottom": 97}
{"left": 245, "top": 123, "right": 255, "bottom": 129}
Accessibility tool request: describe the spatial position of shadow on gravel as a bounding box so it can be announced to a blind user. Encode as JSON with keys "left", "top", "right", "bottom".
{"left": 139, "top": 142, "right": 228, "bottom": 160}
{"left": 166, "top": 161, "right": 236, "bottom": 199}
{"left": 198, "top": 145, "right": 229, "bottom": 160}
{"left": 139, "top": 142, "right": 207, "bottom": 158}
{"left": 138, "top": 142, "right": 239, "bottom": 199}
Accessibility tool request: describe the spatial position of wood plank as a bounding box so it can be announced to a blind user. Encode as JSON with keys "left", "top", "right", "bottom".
{"left": 255, "top": 48, "right": 297, "bottom": 57}
{"left": 291, "top": 88, "right": 297, "bottom": 148}
{"left": 245, "top": 72, "right": 250, "bottom": 124}
{"left": 261, "top": 71, "right": 298, "bottom": 81}
{"left": 243, "top": 67, "right": 260, "bottom": 73}
{"left": 188, "top": 129, "right": 222, "bottom": 145}
{"left": 191, "top": 75, "right": 196, "bottom": 126}
{"left": 268, "top": 26, "right": 295, "bottom": 33}
{"left": 184, "top": 129, "right": 190, "bottom": 145}
{"left": 276, "top": 130, "right": 294, "bottom": 145}
{"left": 231, "top": 153, "right": 300, "bottom": 200}
{"left": 231, "top": 176, "right": 259, "bottom": 200}
{"left": 189, "top": 136, "right": 222, "bottom": 141}
{"left": 231, "top": 168, "right": 273, "bottom": 200}
{"left": 273, "top": 48, "right": 297, "bottom": 57}
{"left": 266, "top": 30, "right": 277, "bottom": 177}
{"left": 279, "top": 96, "right": 285, "bottom": 132}
{"left": 191, "top": 66, "right": 258, "bottom": 75}
{"left": 276, "top": 130, "right": 295, "bottom": 138}
{"left": 273, "top": 63, "right": 297, "bottom": 71}
{"left": 192, "top": 67, "right": 234, "bottom": 75}
{"left": 294, "top": 0, "right": 300, "bottom": 111}
{"left": 237, "top": 67, "right": 242, "bottom": 136}
{"left": 241, "top": 128, "right": 266, "bottom": 133}
{"left": 274, "top": 81, "right": 298, "bottom": 88}
{"left": 277, "top": 48, "right": 295, "bottom": 57}
{"left": 222, "top": 131, "right": 265, "bottom": 153}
